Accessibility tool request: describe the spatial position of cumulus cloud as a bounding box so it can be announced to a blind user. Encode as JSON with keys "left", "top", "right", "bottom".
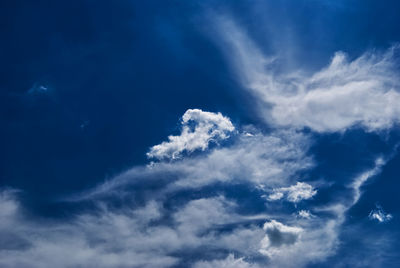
{"left": 217, "top": 19, "right": 400, "bottom": 132}
{"left": 267, "top": 182, "right": 317, "bottom": 203}
{"left": 369, "top": 205, "right": 393, "bottom": 223}
{"left": 260, "top": 220, "right": 303, "bottom": 251}
{"left": 147, "top": 109, "right": 235, "bottom": 160}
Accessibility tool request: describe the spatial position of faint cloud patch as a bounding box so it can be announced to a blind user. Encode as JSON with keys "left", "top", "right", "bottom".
{"left": 27, "top": 84, "right": 50, "bottom": 95}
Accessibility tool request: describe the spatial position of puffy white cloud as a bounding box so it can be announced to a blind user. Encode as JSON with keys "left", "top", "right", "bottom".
{"left": 217, "top": 19, "right": 400, "bottom": 132}
{"left": 147, "top": 109, "right": 235, "bottom": 160}
{"left": 369, "top": 205, "right": 393, "bottom": 223}
{"left": 260, "top": 220, "right": 303, "bottom": 251}
{"left": 267, "top": 182, "right": 317, "bottom": 203}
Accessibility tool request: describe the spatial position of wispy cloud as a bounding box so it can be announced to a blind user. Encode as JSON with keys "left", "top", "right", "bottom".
{"left": 216, "top": 18, "right": 400, "bottom": 132}
{"left": 267, "top": 182, "right": 317, "bottom": 203}
{"left": 193, "top": 254, "right": 261, "bottom": 268}
{"left": 2, "top": 11, "right": 400, "bottom": 268}
{"left": 27, "top": 84, "right": 50, "bottom": 95}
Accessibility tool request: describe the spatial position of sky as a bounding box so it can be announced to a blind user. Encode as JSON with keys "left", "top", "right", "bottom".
{"left": 1, "top": 0, "right": 400, "bottom": 267}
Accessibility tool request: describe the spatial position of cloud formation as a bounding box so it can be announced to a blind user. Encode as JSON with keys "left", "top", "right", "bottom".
{"left": 193, "top": 254, "right": 261, "bottom": 268}
{"left": 217, "top": 19, "right": 400, "bottom": 132}
{"left": 369, "top": 205, "right": 393, "bottom": 223}
{"left": 2, "top": 14, "right": 400, "bottom": 268}
{"left": 267, "top": 182, "right": 317, "bottom": 203}
{"left": 78, "top": 129, "right": 312, "bottom": 200}
{"left": 260, "top": 220, "right": 303, "bottom": 252}
{"left": 0, "top": 120, "right": 395, "bottom": 268}
{"left": 147, "top": 109, "right": 235, "bottom": 160}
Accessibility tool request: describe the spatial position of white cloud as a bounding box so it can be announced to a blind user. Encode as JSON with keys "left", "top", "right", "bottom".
{"left": 76, "top": 129, "right": 312, "bottom": 200}
{"left": 267, "top": 182, "right": 317, "bottom": 203}
{"left": 369, "top": 205, "right": 393, "bottom": 223}
{"left": 260, "top": 220, "right": 303, "bottom": 252}
{"left": 2, "top": 12, "right": 400, "bottom": 268}
{"left": 217, "top": 19, "right": 400, "bottom": 132}
{"left": 193, "top": 254, "right": 261, "bottom": 268}
{"left": 147, "top": 109, "right": 235, "bottom": 160}
{"left": 0, "top": 150, "right": 392, "bottom": 268}
{"left": 0, "top": 191, "right": 270, "bottom": 268}
{"left": 297, "top": 210, "right": 314, "bottom": 219}
{"left": 350, "top": 157, "right": 385, "bottom": 206}
{"left": 174, "top": 197, "right": 234, "bottom": 233}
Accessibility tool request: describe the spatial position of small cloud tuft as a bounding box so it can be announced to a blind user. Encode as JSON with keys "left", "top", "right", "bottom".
{"left": 369, "top": 204, "right": 393, "bottom": 223}
{"left": 147, "top": 109, "right": 235, "bottom": 160}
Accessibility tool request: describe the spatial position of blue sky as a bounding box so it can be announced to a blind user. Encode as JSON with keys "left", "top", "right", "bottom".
{"left": 1, "top": 0, "right": 400, "bottom": 267}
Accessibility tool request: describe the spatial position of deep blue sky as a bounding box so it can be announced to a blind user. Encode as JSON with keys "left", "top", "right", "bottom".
{"left": 1, "top": 1, "right": 400, "bottom": 267}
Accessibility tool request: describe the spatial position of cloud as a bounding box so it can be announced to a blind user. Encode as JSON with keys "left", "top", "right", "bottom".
{"left": 76, "top": 129, "right": 312, "bottom": 200}
{"left": 217, "top": 19, "right": 400, "bottom": 132}
{"left": 267, "top": 182, "right": 317, "bottom": 203}
{"left": 297, "top": 210, "right": 314, "bottom": 219}
{"left": 3, "top": 7, "right": 400, "bottom": 268}
{"left": 27, "top": 84, "right": 49, "bottom": 95}
{"left": 369, "top": 205, "right": 393, "bottom": 223}
{"left": 0, "top": 187, "right": 340, "bottom": 268}
{"left": 147, "top": 109, "right": 235, "bottom": 160}
{"left": 260, "top": 220, "right": 303, "bottom": 250}
{"left": 350, "top": 157, "right": 386, "bottom": 206}
{"left": 0, "top": 143, "right": 394, "bottom": 268}
{"left": 193, "top": 254, "right": 261, "bottom": 268}
{"left": 0, "top": 190, "right": 270, "bottom": 268}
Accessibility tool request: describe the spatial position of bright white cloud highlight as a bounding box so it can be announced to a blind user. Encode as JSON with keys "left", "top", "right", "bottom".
{"left": 369, "top": 205, "right": 393, "bottom": 223}
{"left": 267, "top": 182, "right": 317, "bottom": 203}
{"left": 147, "top": 109, "right": 235, "bottom": 160}
{"left": 217, "top": 19, "right": 400, "bottom": 132}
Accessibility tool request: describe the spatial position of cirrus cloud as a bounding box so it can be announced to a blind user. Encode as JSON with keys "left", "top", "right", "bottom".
{"left": 216, "top": 18, "right": 400, "bottom": 132}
